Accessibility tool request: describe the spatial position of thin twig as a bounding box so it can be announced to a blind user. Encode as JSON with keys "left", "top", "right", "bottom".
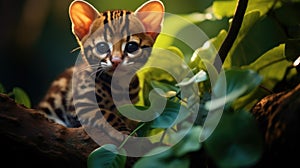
{"left": 118, "top": 122, "right": 146, "bottom": 150}
{"left": 214, "top": 0, "right": 249, "bottom": 72}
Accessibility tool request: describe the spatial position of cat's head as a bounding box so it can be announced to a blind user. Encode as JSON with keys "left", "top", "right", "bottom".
{"left": 69, "top": 0, "right": 164, "bottom": 72}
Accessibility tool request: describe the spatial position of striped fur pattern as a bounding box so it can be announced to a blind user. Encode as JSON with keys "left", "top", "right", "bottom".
{"left": 38, "top": 0, "right": 164, "bottom": 141}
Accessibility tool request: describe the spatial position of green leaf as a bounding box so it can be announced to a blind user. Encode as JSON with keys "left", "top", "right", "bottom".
{"left": 224, "top": 11, "right": 286, "bottom": 68}
{"left": 134, "top": 127, "right": 201, "bottom": 168}
{"left": 212, "top": 0, "right": 238, "bottom": 18}
{"left": 88, "top": 144, "right": 126, "bottom": 168}
{"left": 273, "top": 2, "right": 300, "bottom": 38}
{"left": 167, "top": 46, "right": 185, "bottom": 60}
{"left": 194, "top": 16, "right": 229, "bottom": 39}
{"left": 154, "top": 13, "right": 211, "bottom": 57}
{"left": 13, "top": 87, "right": 31, "bottom": 108}
{"left": 0, "top": 83, "right": 6, "bottom": 94}
{"left": 213, "top": 0, "right": 282, "bottom": 19}
{"left": 150, "top": 101, "right": 181, "bottom": 128}
{"left": 171, "top": 126, "right": 202, "bottom": 157}
{"left": 236, "top": 44, "right": 295, "bottom": 109}
{"left": 217, "top": 69, "right": 262, "bottom": 96}
{"left": 137, "top": 48, "right": 187, "bottom": 106}
{"left": 118, "top": 105, "right": 159, "bottom": 123}
{"left": 204, "top": 110, "right": 263, "bottom": 168}
{"left": 151, "top": 80, "right": 179, "bottom": 98}
{"left": 134, "top": 147, "right": 190, "bottom": 168}
{"left": 190, "top": 29, "right": 227, "bottom": 68}
{"left": 245, "top": 44, "right": 291, "bottom": 88}
{"left": 205, "top": 69, "right": 262, "bottom": 111}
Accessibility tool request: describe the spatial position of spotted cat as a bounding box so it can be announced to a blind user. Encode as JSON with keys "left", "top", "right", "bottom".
{"left": 38, "top": 0, "right": 164, "bottom": 141}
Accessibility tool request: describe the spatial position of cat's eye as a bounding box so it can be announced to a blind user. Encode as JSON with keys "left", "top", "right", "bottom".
{"left": 96, "top": 42, "right": 110, "bottom": 54}
{"left": 125, "top": 42, "right": 139, "bottom": 53}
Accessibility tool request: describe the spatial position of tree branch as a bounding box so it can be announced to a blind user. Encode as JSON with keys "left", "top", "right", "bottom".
{"left": 214, "top": 0, "right": 249, "bottom": 72}
{"left": 1, "top": 81, "right": 299, "bottom": 167}
{"left": 0, "top": 93, "right": 133, "bottom": 168}
{"left": 251, "top": 83, "right": 300, "bottom": 167}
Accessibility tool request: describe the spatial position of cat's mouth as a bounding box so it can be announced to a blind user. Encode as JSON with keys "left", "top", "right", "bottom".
{"left": 100, "top": 57, "right": 135, "bottom": 72}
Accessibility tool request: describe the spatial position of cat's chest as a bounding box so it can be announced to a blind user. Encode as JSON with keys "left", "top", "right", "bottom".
{"left": 72, "top": 66, "right": 140, "bottom": 111}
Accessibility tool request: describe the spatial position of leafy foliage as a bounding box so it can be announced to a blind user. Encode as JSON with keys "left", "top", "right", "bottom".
{"left": 134, "top": 126, "right": 202, "bottom": 168}
{"left": 80, "top": 0, "right": 300, "bottom": 167}
{"left": 2, "top": 0, "right": 299, "bottom": 167}
{"left": 12, "top": 87, "right": 32, "bottom": 108}
{"left": 0, "top": 83, "right": 6, "bottom": 94}
{"left": 204, "top": 109, "right": 263, "bottom": 168}
{"left": 205, "top": 69, "right": 263, "bottom": 111}
{"left": 88, "top": 144, "right": 126, "bottom": 168}
{"left": 0, "top": 83, "right": 31, "bottom": 108}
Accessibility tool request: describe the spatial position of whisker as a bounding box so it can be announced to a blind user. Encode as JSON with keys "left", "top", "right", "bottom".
{"left": 90, "top": 68, "right": 101, "bottom": 77}
{"left": 90, "top": 66, "right": 109, "bottom": 78}
{"left": 123, "top": 62, "right": 134, "bottom": 65}
{"left": 77, "top": 65, "right": 97, "bottom": 71}
{"left": 96, "top": 69, "right": 105, "bottom": 79}
{"left": 76, "top": 64, "right": 100, "bottom": 73}
{"left": 70, "top": 47, "right": 81, "bottom": 53}
{"left": 94, "top": 67, "right": 109, "bottom": 79}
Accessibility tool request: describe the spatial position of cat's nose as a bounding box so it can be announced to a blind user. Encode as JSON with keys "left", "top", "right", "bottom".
{"left": 111, "top": 56, "right": 122, "bottom": 66}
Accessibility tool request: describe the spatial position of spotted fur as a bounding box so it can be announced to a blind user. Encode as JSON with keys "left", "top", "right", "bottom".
{"left": 38, "top": 0, "right": 164, "bottom": 141}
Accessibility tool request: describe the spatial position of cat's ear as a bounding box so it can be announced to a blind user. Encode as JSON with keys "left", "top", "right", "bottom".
{"left": 69, "top": 0, "right": 99, "bottom": 40}
{"left": 134, "top": 0, "right": 165, "bottom": 40}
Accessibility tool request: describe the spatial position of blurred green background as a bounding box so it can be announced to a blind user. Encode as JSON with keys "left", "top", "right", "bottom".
{"left": 0, "top": 0, "right": 213, "bottom": 106}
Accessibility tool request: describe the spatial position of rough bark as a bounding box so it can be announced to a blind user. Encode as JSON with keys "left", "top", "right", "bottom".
{"left": 251, "top": 83, "right": 300, "bottom": 167}
{"left": 1, "top": 83, "right": 299, "bottom": 167}
{"left": 0, "top": 93, "right": 110, "bottom": 168}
